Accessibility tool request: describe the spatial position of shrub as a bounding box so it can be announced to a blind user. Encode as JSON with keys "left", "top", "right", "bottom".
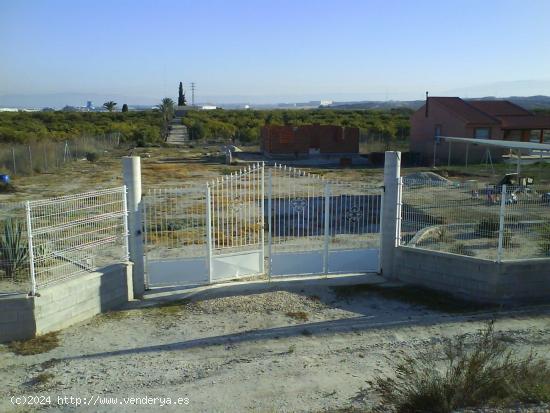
{"left": 369, "top": 322, "right": 550, "bottom": 413}
{"left": 0, "top": 218, "right": 29, "bottom": 281}
{"left": 476, "top": 216, "right": 500, "bottom": 237}
{"left": 85, "top": 152, "right": 99, "bottom": 162}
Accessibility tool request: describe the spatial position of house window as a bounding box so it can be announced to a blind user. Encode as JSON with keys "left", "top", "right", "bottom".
{"left": 474, "top": 128, "right": 491, "bottom": 139}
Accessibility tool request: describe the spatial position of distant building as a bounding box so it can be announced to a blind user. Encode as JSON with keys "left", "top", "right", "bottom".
{"left": 200, "top": 105, "right": 218, "bottom": 110}
{"left": 261, "top": 124, "right": 359, "bottom": 163}
{"left": 410, "top": 96, "right": 550, "bottom": 164}
{"left": 86, "top": 101, "right": 94, "bottom": 110}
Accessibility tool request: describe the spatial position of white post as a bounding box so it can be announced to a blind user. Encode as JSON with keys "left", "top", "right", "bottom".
{"left": 25, "top": 201, "right": 37, "bottom": 296}
{"left": 122, "top": 185, "right": 130, "bottom": 261}
{"left": 380, "top": 151, "right": 401, "bottom": 279}
{"left": 497, "top": 184, "right": 507, "bottom": 262}
{"left": 323, "top": 183, "right": 331, "bottom": 275}
{"left": 267, "top": 169, "right": 273, "bottom": 278}
{"left": 206, "top": 184, "right": 213, "bottom": 283}
{"left": 123, "top": 156, "right": 145, "bottom": 298}
{"left": 260, "top": 162, "right": 265, "bottom": 274}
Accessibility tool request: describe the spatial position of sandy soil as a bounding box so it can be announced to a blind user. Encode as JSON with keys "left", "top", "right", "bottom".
{"left": 1, "top": 276, "right": 550, "bottom": 413}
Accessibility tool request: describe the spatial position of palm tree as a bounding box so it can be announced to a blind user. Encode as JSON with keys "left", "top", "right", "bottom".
{"left": 103, "top": 101, "right": 117, "bottom": 112}
{"left": 158, "top": 97, "right": 175, "bottom": 122}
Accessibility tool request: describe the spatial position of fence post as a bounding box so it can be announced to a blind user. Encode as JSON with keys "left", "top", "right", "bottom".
{"left": 123, "top": 156, "right": 145, "bottom": 298}
{"left": 206, "top": 184, "right": 213, "bottom": 283}
{"left": 497, "top": 184, "right": 507, "bottom": 263}
{"left": 25, "top": 201, "right": 37, "bottom": 296}
{"left": 267, "top": 168, "right": 273, "bottom": 278}
{"left": 380, "top": 151, "right": 401, "bottom": 279}
{"left": 12, "top": 147, "right": 16, "bottom": 175}
{"left": 323, "top": 182, "right": 331, "bottom": 275}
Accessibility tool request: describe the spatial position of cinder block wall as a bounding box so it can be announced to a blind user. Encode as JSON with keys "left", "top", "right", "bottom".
{"left": 394, "top": 246, "right": 550, "bottom": 303}
{"left": 0, "top": 263, "right": 132, "bottom": 343}
{"left": 0, "top": 295, "right": 36, "bottom": 342}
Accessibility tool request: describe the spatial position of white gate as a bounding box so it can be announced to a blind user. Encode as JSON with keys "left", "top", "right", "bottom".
{"left": 207, "top": 164, "right": 264, "bottom": 281}
{"left": 267, "top": 164, "right": 381, "bottom": 277}
{"left": 144, "top": 163, "right": 381, "bottom": 287}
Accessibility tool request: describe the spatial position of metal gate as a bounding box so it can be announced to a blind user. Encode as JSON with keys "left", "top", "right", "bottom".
{"left": 267, "top": 164, "right": 381, "bottom": 277}
{"left": 144, "top": 163, "right": 381, "bottom": 287}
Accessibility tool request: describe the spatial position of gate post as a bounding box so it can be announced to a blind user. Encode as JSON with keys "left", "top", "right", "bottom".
{"left": 380, "top": 151, "right": 401, "bottom": 279}
{"left": 206, "top": 184, "right": 213, "bottom": 283}
{"left": 123, "top": 156, "right": 145, "bottom": 298}
{"left": 323, "top": 182, "right": 331, "bottom": 275}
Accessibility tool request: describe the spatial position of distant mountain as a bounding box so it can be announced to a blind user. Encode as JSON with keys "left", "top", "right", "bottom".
{"left": 329, "top": 95, "right": 550, "bottom": 111}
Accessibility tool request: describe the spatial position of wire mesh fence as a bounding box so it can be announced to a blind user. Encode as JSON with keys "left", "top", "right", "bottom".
{"left": 143, "top": 185, "right": 208, "bottom": 261}
{"left": 401, "top": 179, "right": 550, "bottom": 261}
{"left": 0, "top": 133, "right": 121, "bottom": 176}
{"left": 0, "top": 202, "right": 31, "bottom": 294}
{"left": 26, "top": 186, "right": 128, "bottom": 291}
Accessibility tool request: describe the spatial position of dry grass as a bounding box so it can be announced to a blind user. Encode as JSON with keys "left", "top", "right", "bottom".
{"left": 29, "top": 372, "right": 55, "bottom": 386}
{"left": 8, "top": 331, "right": 60, "bottom": 356}
{"left": 369, "top": 322, "right": 550, "bottom": 412}
{"left": 285, "top": 311, "right": 309, "bottom": 321}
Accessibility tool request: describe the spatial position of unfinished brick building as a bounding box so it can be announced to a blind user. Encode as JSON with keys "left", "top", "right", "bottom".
{"left": 260, "top": 125, "right": 359, "bottom": 159}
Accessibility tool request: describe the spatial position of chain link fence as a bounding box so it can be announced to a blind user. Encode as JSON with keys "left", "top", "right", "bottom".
{"left": 401, "top": 179, "right": 550, "bottom": 261}
{"left": 0, "top": 133, "right": 121, "bottom": 176}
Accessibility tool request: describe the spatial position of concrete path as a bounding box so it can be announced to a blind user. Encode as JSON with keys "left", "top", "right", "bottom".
{"left": 166, "top": 117, "right": 188, "bottom": 145}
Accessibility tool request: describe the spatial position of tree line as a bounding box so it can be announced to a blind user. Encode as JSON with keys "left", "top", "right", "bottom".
{"left": 182, "top": 108, "right": 412, "bottom": 144}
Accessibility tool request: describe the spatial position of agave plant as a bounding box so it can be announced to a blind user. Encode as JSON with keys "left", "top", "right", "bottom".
{"left": 0, "top": 218, "right": 30, "bottom": 280}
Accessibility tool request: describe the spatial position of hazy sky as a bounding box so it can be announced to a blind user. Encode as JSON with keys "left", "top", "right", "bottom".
{"left": 1, "top": 0, "right": 550, "bottom": 103}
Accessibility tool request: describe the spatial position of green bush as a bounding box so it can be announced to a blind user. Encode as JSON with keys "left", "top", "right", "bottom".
{"left": 370, "top": 322, "right": 550, "bottom": 413}
{"left": 85, "top": 152, "right": 100, "bottom": 162}
{"left": 476, "top": 216, "right": 500, "bottom": 237}
{"left": 0, "top": 218, "right": 29, "bottom": 280}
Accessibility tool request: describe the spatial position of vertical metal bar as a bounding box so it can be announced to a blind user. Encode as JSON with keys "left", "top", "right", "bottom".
{"left": 377, "top": 186, "right": 383, "bottom": 274}
{"left": 497, "top": 184, "right": 507, "bottom": 263}
{"left": 12, "top": 147, "right": 17, "bottom": 175}
{"left": 25, "top": 201, "right": 37, "bottom": 296}
{"left": 260, "top": 162, "right": 265, "bottom": 273}
{"left": 122, "top": 185, "right": 130, "bottom": 261}
{"left": 323, "top": 183, "right": 330, "bottom": 275}
{"left": 396, "top": 177, "right": 403, "bottom": 247}
{"left": 267, "top": 168, "right": 273, "bottom": 278}
{"left": 206, "top": 184, "right": 213, "bottom": 282}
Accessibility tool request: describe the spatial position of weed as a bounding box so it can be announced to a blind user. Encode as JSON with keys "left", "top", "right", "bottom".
{"left": 142, "top": 298, "right": 192, "bottom": 317}
{"left": 8, "top": 332, "right": 60, "bottom": 356}
{"left": 286, "top": 311, "right": 309, "bottom": 321}
{"left": 287, "top": 344, "right": 296, "bottom": 354}
{"left": 369, "top": 322, "right": 550, "bottom": 412}
{"left": 30, "top": 372, "right": 55, "bottom": 386}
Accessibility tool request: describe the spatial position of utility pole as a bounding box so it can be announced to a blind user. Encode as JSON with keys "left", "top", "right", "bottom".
{"left": 190, "top": 82, "right": 196, "bottom": 106}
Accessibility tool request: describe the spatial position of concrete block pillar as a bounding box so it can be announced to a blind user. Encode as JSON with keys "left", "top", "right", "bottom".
{"left": 123, "top": 156, "right": 145, "bottom": 298}
{"left": 380, "top": 151, "right": 402, "bottom": 279}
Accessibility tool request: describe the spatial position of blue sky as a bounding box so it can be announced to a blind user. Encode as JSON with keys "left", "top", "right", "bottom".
{"left": 1, "top": 0, "right": 550, "bottom": 104}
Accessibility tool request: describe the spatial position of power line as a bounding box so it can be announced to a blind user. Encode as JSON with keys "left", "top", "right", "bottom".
{"left": 190, "top": 82, "right": 196, "bottom": 106}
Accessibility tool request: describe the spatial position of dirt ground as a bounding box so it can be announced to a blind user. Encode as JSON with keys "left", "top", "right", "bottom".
{"left": 1, "top": 276, "right": 550, "bottom": 413}
{"left": 3, "top": 144, "right": 548, "bottom": 204}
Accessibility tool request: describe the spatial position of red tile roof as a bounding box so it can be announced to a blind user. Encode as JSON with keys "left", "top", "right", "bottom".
{"left": 468, "top": 100, "right": 532, "bottom": 116}
{"left": 428, "top": 97, "right": 549, "bottom": 130}
{"left": 430, "top": 97, "right": 498, "bottom": 125}
{"left": 497, "top": 115, "right": 550, "bottom": 129}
